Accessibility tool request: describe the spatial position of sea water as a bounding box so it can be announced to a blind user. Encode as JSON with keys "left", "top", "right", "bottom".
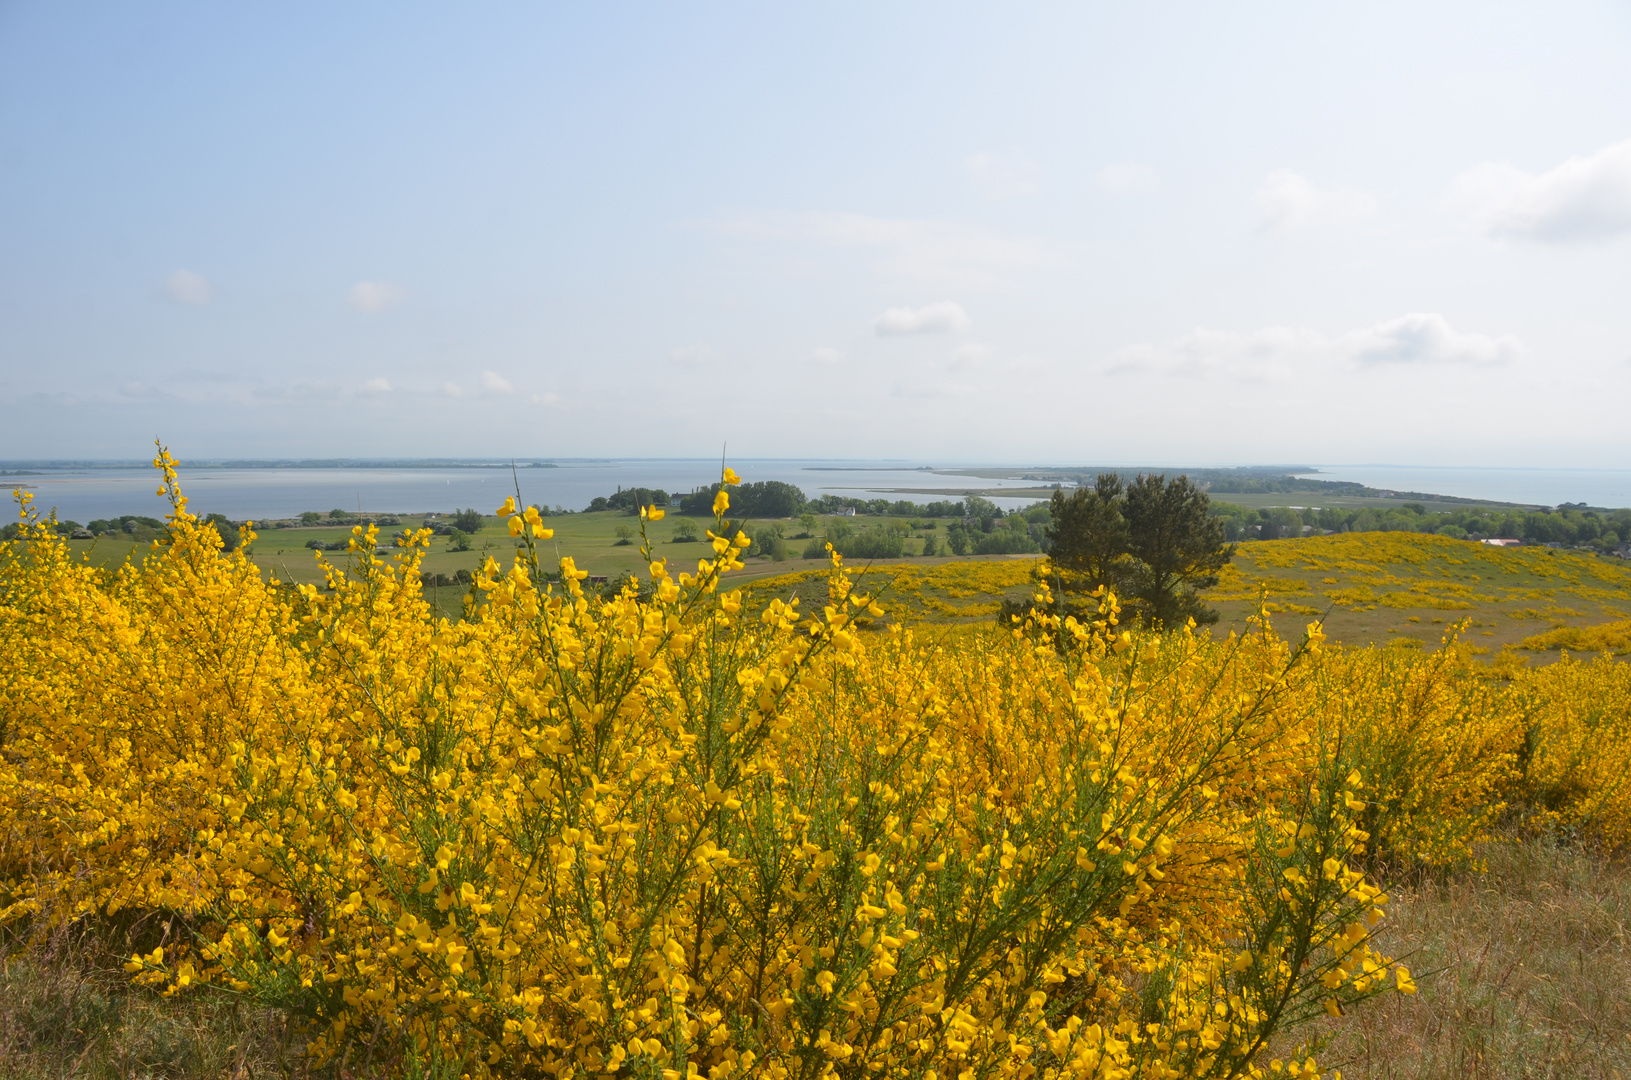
{"left": 1292, "top": 465, "right": 1631, "bottom": 510}
{"left": 8, "top": 461, "right": 1628, "bottom": 524}
{"left": 5, "top": 460, "right": 1047, "bottom": 523}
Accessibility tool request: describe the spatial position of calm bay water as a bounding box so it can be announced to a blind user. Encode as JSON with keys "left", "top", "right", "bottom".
{"left": 6, "top": 460, "right": 1046, "bottom": 523}
{"left": 9, "top": 460, "right": 1629, "bottom": 524}
{"left": 1292, "top": 465, "right": 1631, "bottom": 510}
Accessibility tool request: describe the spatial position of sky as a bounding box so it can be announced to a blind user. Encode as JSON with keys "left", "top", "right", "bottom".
{"left": 2, "top": 2, "right": 1629, "bottom": 466}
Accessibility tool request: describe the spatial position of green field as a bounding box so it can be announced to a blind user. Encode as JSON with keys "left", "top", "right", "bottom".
{"left": 64, "top": 511, "right": 935, "bottom": 618}
{"left": 60, "top": 518, "right": 1631, "bottom": 657}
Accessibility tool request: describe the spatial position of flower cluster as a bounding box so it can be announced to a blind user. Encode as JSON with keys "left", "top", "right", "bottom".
{"left": 9, "top": 450, "right": 1610, "bottom": 1079}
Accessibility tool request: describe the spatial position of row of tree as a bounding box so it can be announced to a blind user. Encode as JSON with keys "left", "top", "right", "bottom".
{"left": 587, "top": 482, "right": 992, "bottom": 521}
{"left": 678, "top": 481, "right": 807, "bottom": 518}
{"left": 1212, "top": 500, "right": 1630, "bottom": 550}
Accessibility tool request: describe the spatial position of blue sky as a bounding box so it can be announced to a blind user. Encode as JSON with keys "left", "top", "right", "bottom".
{"left": 2, "top": 2, "right": 1629, "bottom": 464}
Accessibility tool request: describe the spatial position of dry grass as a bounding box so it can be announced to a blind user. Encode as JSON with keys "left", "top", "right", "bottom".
{"left": 0, "top": 922, "right": 287, "bottom": 1080}
{"left": 1287, "top": 835, "right": 1631, "bottom": 1079}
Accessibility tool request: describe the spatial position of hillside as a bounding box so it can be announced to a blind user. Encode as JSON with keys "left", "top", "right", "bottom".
{"left": 741, "top": 532, "right": 1631, "bottom": 659}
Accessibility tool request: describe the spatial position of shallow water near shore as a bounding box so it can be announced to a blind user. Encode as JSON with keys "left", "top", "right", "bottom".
{"left": 6, "top": 460, "right": 1044, "bottom": 523}
{"left": 8, "top": 460, "right": 1629, "bottom": 523}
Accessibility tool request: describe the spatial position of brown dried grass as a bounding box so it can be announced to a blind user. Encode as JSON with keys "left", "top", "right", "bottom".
{"left": 1293, "top": 835, "right": 1631, "bottom": 1079}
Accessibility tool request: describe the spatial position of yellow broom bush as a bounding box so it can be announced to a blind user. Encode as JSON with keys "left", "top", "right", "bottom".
{"left": 1304, "top": 631, "right": 1522, "bottom": 869}
{"left": 1504, "top": 654, "right": 1631, "bottom": 848}
{"left": 0, "top": 447, "right": 1618, "bottom": 1078}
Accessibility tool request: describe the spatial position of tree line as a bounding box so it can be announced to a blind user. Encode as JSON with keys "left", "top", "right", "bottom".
{"left": 1214, "top": 501, "right": 1631, "bottom": 550}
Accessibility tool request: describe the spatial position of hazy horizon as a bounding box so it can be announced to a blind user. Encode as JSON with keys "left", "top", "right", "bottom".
{"left": 3, "top": 3, "right": 1629, "bottom": 467}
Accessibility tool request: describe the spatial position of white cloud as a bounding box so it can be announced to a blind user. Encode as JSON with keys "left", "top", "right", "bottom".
{"left": 873, "top": 301, "right": 972, "bottom": 336}
{"left": 670, "top": 343, "right": 719, "bottom": 364}
{"left": 963, "top": 151, "right": 1040, "bottom": 199}
{"left": 697, "top": 211, "right": 1058, "bottom": 289}
{"left": 1256, "top": 170, "right": 1379, "bottom": 233}
{"left": 1106, "top": 326, "right": 1316, "bottom": 383}
{"left": 481, "top": 370, "right": 515, "bottom": 395}
{"left": 1344, "top": 313, "right": 1522, "bottom": 367}
{"left": 347, "top": 280, "right": 402, "bottom": 313}
{"left": 119, "top": 381, "right": 150, "bottom": 397}
{"left": 1108, "top": 313, "right": 1521, "bottom": 381}
{"left": 806, "top": 347, "right": 843, "bottom": 366}
{"left": 164, "top": 269, "right": 214, "bottom": 306}
{"left": 531, "top": 392, "right": 562, "bottom": 407}
{"left": 1093, "top": 162, "right": 1159, "bottom": 193}
{"left": 361, "top": 377, "right": 392, "bottom": 395}
{"left": 442, "top": 382, "right": 468, "bottom": 398}
{"left": 1448, "top": 139, "right": 1631, "bottom": 243}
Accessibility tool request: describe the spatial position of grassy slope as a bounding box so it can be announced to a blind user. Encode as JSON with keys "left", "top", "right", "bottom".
{"left": 1211, "top": 533, "right": 1631, "bottom": 657}
{"left": 739, "top": 532, "right": 1631, "bottom": 662}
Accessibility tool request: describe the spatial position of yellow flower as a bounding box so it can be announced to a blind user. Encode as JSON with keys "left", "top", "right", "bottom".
{"left": 9, "top": 453, "right": 1578, "bottom": 1074}
{"left": 496, "top": 496, "right": 517, "bottom": 517}
{"left": 722, "top": 467, "right": 741, "bottom": 485}
{"left": 644, "top": 505, "right": 666, "bottom": 521}
{"left": 509, "top": 516, "right": 525, "bottom": 537}
{"left": 713, "top": 490, "right": 730, "bottom": 516}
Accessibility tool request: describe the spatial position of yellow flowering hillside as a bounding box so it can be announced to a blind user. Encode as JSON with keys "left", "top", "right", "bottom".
{"left": 3, "top": 452, "right": 1629, "bottom": 1079}
{"left": 1210, "top": 532, "right": 1631, "bottom": 653}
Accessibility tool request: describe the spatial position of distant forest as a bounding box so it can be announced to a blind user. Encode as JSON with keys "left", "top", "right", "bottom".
{"left": 1211, "top": 501, "right": 1630, "bottom": 550}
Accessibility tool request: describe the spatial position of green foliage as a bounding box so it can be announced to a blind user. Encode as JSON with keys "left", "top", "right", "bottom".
{"left": 328, "top": 508, "right": 348, "bottom": 520}
{"left": 1213, "top": 500, "right": 1631, "bottom": 551}
{"left": 1046, "top": 472, "right": 1234, "bottom": 629}
{"left": 452, "top": 508, "right": 483, "bottom": 534}
{"left": 1123, "top": 473, "right": 1235, "bottom": 629}
{"left": 300, "top": 511, "right": 323, "bottom": 525}
{"left": 806, "top": 495, "right": 966, "bottom": 518}
{"left": 972, "top": 516, "right": 1041, "bottom": 555}
{"left": 963, "top": 494, "right": 1001, "bottom": 521}
{"left": 1047, "top": 474, "right": 1134, "bottom": 595}
{"left": 681, "top": 480, "right": 807, "bottom": 518}
{"left": 447, "top": 529, "right": 472, "bottom": 552}
{"left": 834, "top": 525, "right": 906, "bottom": 559}
{"left": 588, "top": 487, "right": 670, "bottom": 514}
{"left": 81, "top": 515, "right": 165, "bottom": 537}
{"left": 203, "top": 513, "right": 239, "bottom": 552}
